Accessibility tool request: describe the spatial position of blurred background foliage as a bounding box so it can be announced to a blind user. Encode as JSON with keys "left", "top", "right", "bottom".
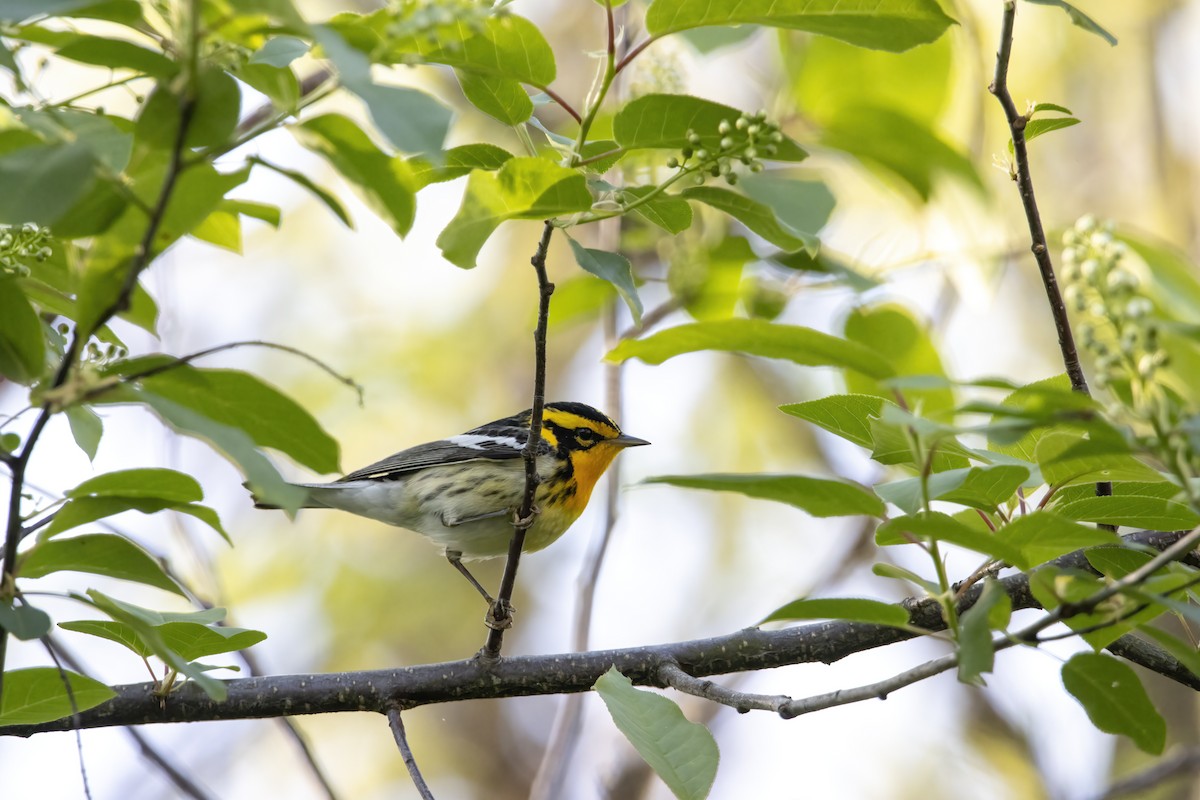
{"left": 7, "top": 0, "right": 1200, "bottom": 798}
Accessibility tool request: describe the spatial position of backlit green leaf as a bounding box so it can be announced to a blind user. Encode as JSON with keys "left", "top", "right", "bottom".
{"left": 681, "top": 186, "right": 816, "bottom": 254}
{"left": 608, "top": 319, "right": 894, "bottom": 378}
{"left": 0, "top": 278, "right": 45, "bottom": 384}
{"left": 1025, "top": 0, "right": 1117, "bottom": 46}
{"left": 613, "top": 94, "right": 807, "bottom": 162}
{"left": 457, "top": 71, "right": 533, "bottom": 125}
{"left": 876, "top": 512, "right": 1026, "bottom": 565}
{"left": 999, "top": 511, "right": 1120, "bottom": 568}
{"left": 760, "top": 597, "right": 909, "bottom": 626}
{"left": 1056, "top": 496, "right": 1200, "bottom": 532}
{"left": 567, "top": 239, "right": 642, "bottom": 324}
{"left": 1062, "top": 653, "right": 1164, "bottom": 753}
{"left": 0, "top": 667, "right": 115, "bottom": 726}
{"left": 957, "top": 578, "right": 1010, "bottom": 686}
{"left": 645, "top": 473, "right": 884, "bottom": 518}
{"left": 595, "top": 668, "right": 719, "bottom": 800}
{"left": 20, "top": 533, "right": 184, "bottom": 595}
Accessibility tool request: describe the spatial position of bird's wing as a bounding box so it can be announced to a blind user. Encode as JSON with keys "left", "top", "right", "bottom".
{"left": 337, "top": 425, "right": 549, "bottom": 482}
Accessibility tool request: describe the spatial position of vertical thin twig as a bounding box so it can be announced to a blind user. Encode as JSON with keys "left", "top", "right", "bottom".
{"left": 988, "top": 0, "right": 1112, "bottom": 504}
{"left": 481, "top": 221, "right": 556, "bottom": 658}
{"left": 386, "top": 706, "right": 435, "bottom": 800}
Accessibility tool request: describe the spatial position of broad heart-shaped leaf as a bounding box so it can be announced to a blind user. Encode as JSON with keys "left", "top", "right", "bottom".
{"left": 407, "top": 144, "right": 513, "bottom": 190}
{"left": 67, "top": 467, "right": 202, "bottom": 502}
{"left": 876, "top": 512, "right": 1026, "bottom": 566}
{"left": 613, "top": 94, "right": 807, "bottom": 162}
{"left": 680, "top": 187, "right": 816, "bottom": 254}
{"left": 1062, "top": 653, "right": 1164, "bottom": 754}
{"left": 820, "top": 105, "right": 981, "bottom": 201}
{"left": 760, "top": 597, "right": 908, "bottom": 626}
{"left": 644, "top": 473, "right": 884, "bottom": 518}
{"left": 1025, "top": 0, "right": 1117, "bottom": 46}
{"left": 957, "top": 578, "right": 1011, "bottom": 687}
{"left": 0, "top": 667, "right": 115, "bottom": 726}
{"left": 645, "top": 0, "right": 956, "bottom": 52}
{"left": 0, "top": 277, "right": 46, "bottom": 384}
{"left": 437, "top": 157, "right": 592, "bottom": 268}
{"left": 998, "top": 511, "right": 1120, "bottom": 569}
{"left": 780, "top": 393, "right": 897, "bottom": 449}
{"left": 594, "top": 668, "right": 718, "bottom": 800}
{"left": 1055, "top": 495, "right": 1200, "bottom": 532}
{"left": 19, "top": 533, "right": 184, "bottom": 595}
{"left": 567, "top": 239, "right": 643, "bottom": 324}
{"left": 845, "top": 303, "right": 953, "bottom": 414}
{"left": 874, "top": 465, "right": 1029, "bottom": 515}
{"left": 621, "top": 186, "right": 693, "bottom": 234}
{"left": 607, "top": 319, "right": 894, "bottom": 379}
{"left": 313, "top": 26, "right": 451, "bottom": 154}
{"left": 375, "top": 11, "right": 556, "bottom": 86}
{"left": 457, "top": 71, "right": 533, "bottom": 125}
{"left": 290, "top": 113, "right": 416, "bottom": 236}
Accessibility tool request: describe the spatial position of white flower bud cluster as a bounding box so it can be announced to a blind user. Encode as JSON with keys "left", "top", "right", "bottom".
{"left": 1062, "top": 215, "right": 1164, "bottom": 390}
{"left": 667, "top": 111, "right": 785, "bottom": 186}
{"left": 0, "top": 222, "right": 53, "bottom": 277}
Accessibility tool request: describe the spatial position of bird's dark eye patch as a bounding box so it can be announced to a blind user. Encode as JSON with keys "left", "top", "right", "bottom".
{"left": 574, "top": 427, "right": 598, "bottom": 445}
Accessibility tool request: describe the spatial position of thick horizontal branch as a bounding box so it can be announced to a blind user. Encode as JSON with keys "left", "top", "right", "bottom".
{"left": 2, "top": 530, "right": 1189, "bottom": 738}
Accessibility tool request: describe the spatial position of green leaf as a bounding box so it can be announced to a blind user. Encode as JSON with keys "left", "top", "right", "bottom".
{"left": 119, "top": 362, "right": 340, "bottom": 475}
{"left": 1035, "top": 431, "right": 1161, "bottom": 487}
{"left": 457, "top": 71, "right": 533, "bottom": 125}
{"left": 680, "top": 186, "right": 816, "bottom": 254}
{"left": 622, "top": 186, "right": 693, "bottom": 234}
{"left": 20, "top": 533, "right": 184, "bottom": 595}
{"left": 67, "top": 467, "right": 202, "bottom": 502}
{"left": 1024, "top": 0, "right": 1117, "bottom": 46}
{"left": 999, "top": 511, "right": 1120, "bottom": 569}
{"left": 780, "top": 393, "right": 895, "bottom": 449}
{"left": 249, "top": 35, "right": 310, "bottom": 68}
{"left": 0, "top": 141, "right": 97, "bottom": 225}
{"left": 407, "top": 143, "right": 513, "bottom": 190}
{"left": 0, "top": 601, "right": 52, "bottom": 640}
{"left": 820, "top": 106, "right": 981, "bottom": 200}
{"left": 987, "top": 374, "right": 1080, "bottom": 461}
{"left": 1009, "top": 117, "right": 1080, "bottom": 153}
{"left": 644, "top": 473, "right": 884, "bottom": 518}
{"left": 613, "top": 94, "right": 807, "bottom": 162}
{"left": 157, "top": 621, "right": 266, "bottom": 660}
{"left": 251, "top": 156, "right": 353, "bottom": 228}
{"left": 567, "top": 239, "right": 643, "bottom": 324}
{"left": 876, "top": 512, "right": 1027, "bottom": 565}
{"left": 59, "top": 619, "right": 151, "bottom": 658}
{"left": 136, "top": 67, "right": 240, "bottom": 149}
{"left": 1085, "top": 546, "right": 1154, "bottom": 579}
{"left": 42, "top": 495, "right": 226, "bottom": 540}
{"left": 379, "top": 12, "right": 556, "bottom": 86}
{"left": 738, "top": 174, "right": 835, "bottom": 238}
{"left": 223, "top": 199, "right": 282, "bottom": 228}
{"left": 957, "top": 578, "right": 1010, "bottom": 686}
{"left": 607, "top": 319, "right": 894, "bottom": 378}
{"left": 875, "top": 465, "right": 1030, "bottom": 515}
{"left": 55, "top": 35, "right": 177, "bottom": 78}
{"left": 291, "top": 113, "right": 416, "bottom": 236}
{"left": 645, "top": 0, "right": 955, "bottom": 51}
{"left": 235, "top": 63, "right": 300, "bottom": 114}
{"left": 680, "top": 25, "right": 758, "bottom": 52}
{"left": 0, "top": 278, "right": 46, "bottom": 384}
{"left": 844, "top": 303, "right": 953, "bottom": 414}
{"left": 437, "top": 157, "right": 592, "bottom": 268}
{"left": 760, "top": 597, "right": 909, "bottom": 626}
{"left": 190, "top": 208, "right": 242, "bottom": 253}
{"left": 0, "top": 667, "right": 115, "bottom": 726}
{"left": 1062, "top": 653, "right": 1164, "bottom": 753}
{"left": 594, "top": 667, "right": 719, "bottom": 800}
{"left": 315, "top": 26, "right": 452, "bottom": 154}
{"left": 872, "top": 562, "right": 940, "bottom": 595}
{"left": 1056, "top": 495, "right": 1200, "bottom": 532}
{"left": 64, "top": 405, "right": 103, "bottom": 462}
{"left": 122, "top": 386, "right": 305, "bottom": 513}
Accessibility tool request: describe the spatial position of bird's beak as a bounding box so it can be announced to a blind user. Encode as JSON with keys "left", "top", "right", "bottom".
{"left": 612, "top": 433, "right": 651, "bottom": 448}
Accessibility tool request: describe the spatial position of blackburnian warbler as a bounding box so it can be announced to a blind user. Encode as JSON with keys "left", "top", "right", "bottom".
{"left": 254, "top": 402, "right": 647, "bottom": 605}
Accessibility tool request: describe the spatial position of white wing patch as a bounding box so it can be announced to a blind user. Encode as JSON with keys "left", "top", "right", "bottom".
{"left": 448, "top": 434, "right": 523, "bottom": 451}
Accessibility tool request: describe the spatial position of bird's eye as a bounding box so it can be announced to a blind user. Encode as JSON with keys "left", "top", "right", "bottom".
{"left": 575, "top": 427, "right": 597, "bottom": 444}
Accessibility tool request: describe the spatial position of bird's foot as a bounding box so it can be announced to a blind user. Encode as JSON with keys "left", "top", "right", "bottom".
{"left": 485, "top": 598, "right": 516, "bottom": 630}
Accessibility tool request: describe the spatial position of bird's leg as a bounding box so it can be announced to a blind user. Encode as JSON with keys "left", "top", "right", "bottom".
{"left": 446, "top": 550, "right": 495, "bottom": 604}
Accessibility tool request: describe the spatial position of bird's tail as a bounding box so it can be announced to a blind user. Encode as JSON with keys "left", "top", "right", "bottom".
{"left": 244, "top": 481, "right": 325, "bottom": 510}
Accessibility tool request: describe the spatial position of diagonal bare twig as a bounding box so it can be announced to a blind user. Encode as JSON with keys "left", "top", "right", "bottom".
{"left": 387, "top": 706, "right": 435, "bottom": 799}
